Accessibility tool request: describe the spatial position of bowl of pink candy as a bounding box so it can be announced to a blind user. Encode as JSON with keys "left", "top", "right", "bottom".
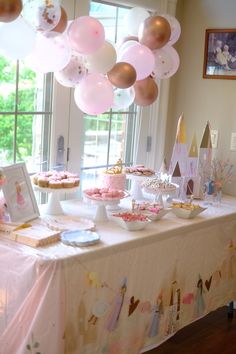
{"left": 111, "top": 212, "right": 151, "bottom": 231}
{"left": 133, "top": 202, "right": 171, "bottom": 221}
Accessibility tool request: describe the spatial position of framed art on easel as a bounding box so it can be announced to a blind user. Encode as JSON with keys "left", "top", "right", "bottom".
{"left": 1, "top": 162, "right": 39, "bottom": 222}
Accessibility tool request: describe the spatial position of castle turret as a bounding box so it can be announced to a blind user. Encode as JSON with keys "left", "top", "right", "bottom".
{"left": 169, "top": 113, "right": 188, "bottom": 176}
{"left": 187, "top": 133, "right": 198, "bottom": 177}
{"left": 198, "top": 121, "right": 212, "bottom": 193}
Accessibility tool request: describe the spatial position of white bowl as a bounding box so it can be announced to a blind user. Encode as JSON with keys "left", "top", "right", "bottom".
{"left": 141, "top": 208, "right": 171, "bottom": 221}
{"left": 171, "top": 206, "right": 207, "bottom": 219}
{"left": 112, "top": 215, "right": 151, "bottom": 231}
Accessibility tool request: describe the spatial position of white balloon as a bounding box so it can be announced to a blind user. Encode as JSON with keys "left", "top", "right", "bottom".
{"left": 84, "top": 41, "right": 117, "bottom": 74}
{"left": 124, "top": 7, "right": 150, "bottom": 36}
{"left": 161, "top": 14, "right": 181, "bottom": 45}
{"left": 25, "top": 32, "right": 71, "bottom": 73}
{"left": 152, "top": 46, "right": 180, "bottom": 79}
{"left": 112, "top": 87, "right": 135, "bottom": 110}
{"left": 117, "top": 40, "right": 137, "bottom": 60}
{"left": 23, "top": 0, "right": 61, "bottom": 32}
{"left": 54, "top": 54, "right": 88, "bottom": 87}
{"left": 0, "top": 16, "right": 36, "bottom": 60}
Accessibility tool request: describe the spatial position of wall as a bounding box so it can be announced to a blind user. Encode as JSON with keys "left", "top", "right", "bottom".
{"left": 166, "top": 0, "right": 236, "bottom": 195}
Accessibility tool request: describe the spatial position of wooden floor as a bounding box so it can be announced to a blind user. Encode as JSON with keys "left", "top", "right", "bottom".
{"left": 147, "top": 307, "right": 236, "bottom": 354}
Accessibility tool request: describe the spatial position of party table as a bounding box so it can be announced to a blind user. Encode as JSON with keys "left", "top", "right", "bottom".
{"left": 1, "top": 196, "right": 236, "bottom": 354}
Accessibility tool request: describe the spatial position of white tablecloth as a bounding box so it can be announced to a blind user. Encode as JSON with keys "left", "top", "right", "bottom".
{"left": 1, "top": 196, "right": 236, "bottom": 354}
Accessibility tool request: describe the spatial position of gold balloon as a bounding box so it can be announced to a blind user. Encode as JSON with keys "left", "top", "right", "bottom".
{"left": 139, "top": 15, "right": 171, "bottom": 50}
{"left": 53, "top": 6, "right": 68, "bottom": 33}
{"left": 0, "top": 0, "right": 22, "bottom": 23}
{"left": 107, "top": 62, "right": 137, "bottom": 89}
{"left": 134, "top": 77, "right": 158, "bottom": 106}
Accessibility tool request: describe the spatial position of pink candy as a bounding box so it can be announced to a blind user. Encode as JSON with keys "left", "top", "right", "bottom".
{"left": 84, "top": 187, "right": 126, "bottom": 200}
{"left": 113, "top": 212, "right": 149, "bottom": 222}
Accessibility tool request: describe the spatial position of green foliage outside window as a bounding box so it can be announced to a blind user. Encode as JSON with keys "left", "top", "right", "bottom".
{"left": 0, "top": 55, "right": 36, "bottom": 162}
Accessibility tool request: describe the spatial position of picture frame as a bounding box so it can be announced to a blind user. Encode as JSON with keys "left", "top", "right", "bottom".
{"left": 203, "top": 28, "right": 236, "bottom": 79}
{"left": 1, "top": 162, "right": 40, "bottom": 223}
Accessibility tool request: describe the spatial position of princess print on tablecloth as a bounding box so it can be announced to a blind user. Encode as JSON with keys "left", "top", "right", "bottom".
{"left": 194, "top": 275, "right": 205, "bottom": 318}
{"left": 106, "top": 277, "right": 127, "bottom": 332}
{"left": 166, "top": 280, "right": 181, "bottom": 335}
{"left": 148, "top": 293, "right": 163, "bottom": 338}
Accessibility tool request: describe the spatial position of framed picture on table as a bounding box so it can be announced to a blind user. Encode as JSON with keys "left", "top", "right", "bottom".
{"left": 1, "top": 162, "right": 39, "bottom": 223}
{"left": 203, "top": 28, "right": 236, "bottom": 79}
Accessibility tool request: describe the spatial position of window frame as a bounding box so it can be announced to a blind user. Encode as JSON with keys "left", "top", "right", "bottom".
{"left": 0, "top": 58, "right": 53, "bottom": 172}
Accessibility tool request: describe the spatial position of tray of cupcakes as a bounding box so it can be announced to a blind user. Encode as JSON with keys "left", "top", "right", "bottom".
{"left": 32, "top": 170, "right": 80, "bottom": 192}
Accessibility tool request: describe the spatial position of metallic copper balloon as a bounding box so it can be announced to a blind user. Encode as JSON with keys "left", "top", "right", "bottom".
{"left": 53, "top": 6, "right": 68, "bottom": 33}
{"left": 107, "top": 62, "right": 137, "bottom": 89}
{"left": 139, "top": 15, "right": 171, "bottom": 50}
{"left": 0, "top": 0, "right": 22, "bottom": 23}
{"left": 134, "top": 77, "right": 158, "bottom": 106}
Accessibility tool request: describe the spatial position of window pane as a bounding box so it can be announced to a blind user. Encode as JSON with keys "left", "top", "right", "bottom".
{"left": 0, "top": 55, "right": 16, "bottom": 112}
{"left": 90, "top": 1, "right": 130, "bottom": 43}
{"left": 109, "top": 112, "right": 126, "bottom": 165}
{"left": 18, "top": 61, "right": 45, "bottom": 112}
{"left": 0, "top": 51, "right": 52, "bottom": 173}
{"left": 117, "top": 7, "right": 130, "bottom": 43}
{"left": 16, "top": 114, "right": 49, "bottom": 173}
{"left": 90, "top": 2, "right": 117, "bottom": 42}
{"left": 81, "top": 167, "right": 103, "bottom": 190}
{"left": 83, "top": 114, "right": 110, "bottom": 168}
{"left": 0, "top": 114, "right": 14, "bottom": 164}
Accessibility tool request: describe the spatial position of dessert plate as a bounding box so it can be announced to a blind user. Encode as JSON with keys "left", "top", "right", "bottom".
{"left": 44, "top": 215, "right": 95, "bottom": 232}
{"left": 61, "top": 230, "right": 100, "bottom": 247}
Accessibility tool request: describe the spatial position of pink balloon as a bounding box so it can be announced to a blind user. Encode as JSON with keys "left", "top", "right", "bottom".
{"left": 161, "top": 14, "right": 181, "bottom": 46}
{"left": 74, "top": 73, "right": 114, "bottom": 115}
{"left": 119, "top": 43, "right": 155, "bottom": 80}
{"left": 55, "top": 54, "right": 88, "bottom": 87}
{"left": 68, "top": 16, "right": 105, "bottom": 55}
{"left": 26, "top": 32, "right": 71, "bottom": 73}
{"left": 152, "top": 45, "right": 180, "bottom": 79}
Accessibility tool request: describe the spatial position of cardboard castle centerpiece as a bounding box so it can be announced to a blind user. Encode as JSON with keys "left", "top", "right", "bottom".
{"left": 168, "top": 115, "right": 212, "bottom": 198}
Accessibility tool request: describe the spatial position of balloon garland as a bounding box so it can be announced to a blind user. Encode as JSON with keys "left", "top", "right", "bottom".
{"left": 0, "top": 3, "right": 181, "bottom": 115}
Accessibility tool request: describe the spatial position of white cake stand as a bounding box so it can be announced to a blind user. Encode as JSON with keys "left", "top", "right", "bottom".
{"left": 34, "top": 185, "right": 80, "bottom": 215}
{"left": 143, "top": 184, "right": 179, "bottom": 208}
{"left": 86, "top": 198, "right": 120, "bottom": 222}
{"left": 126, "top": 174, "right": 156, "bottom": 200}
{"left": 84, "top": 191, "right": 129, "bottom": 222}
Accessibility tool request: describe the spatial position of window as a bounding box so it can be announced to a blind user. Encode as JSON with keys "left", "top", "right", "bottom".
{"left": 0, "top": 55, "right": 53, "bottom": 174}
{"left": 81, "top": 1, "right": 138, "bottom": 189}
